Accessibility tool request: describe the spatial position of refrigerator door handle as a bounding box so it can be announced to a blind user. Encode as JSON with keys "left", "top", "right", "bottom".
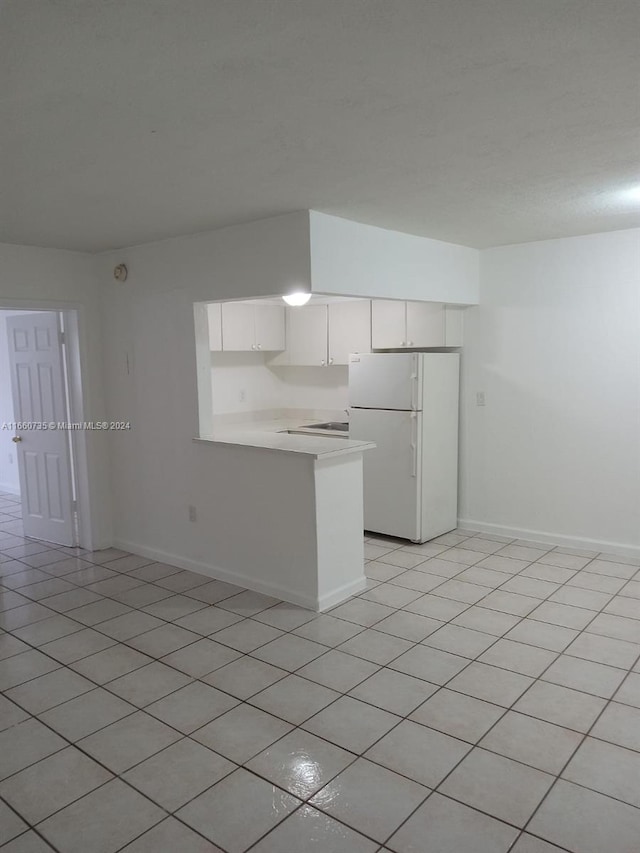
{"left": 410, "top": 411, "right": 418, "bottom": 477}
{"left": 410, "top": 373, "right": 418, "bottom": 411}
{"left": 410, "top": 352, "right": 419, "bottom": 410}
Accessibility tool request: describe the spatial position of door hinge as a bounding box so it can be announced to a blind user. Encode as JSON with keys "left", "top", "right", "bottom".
{"left": 59, "top": 331, "right": 66, "bottom": 345}
{"left": 71, "top": 500, "right": 78, "bottom": 512}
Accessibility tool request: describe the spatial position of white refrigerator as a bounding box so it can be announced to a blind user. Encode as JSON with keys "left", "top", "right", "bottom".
{"left": 348, "top": 352, "right": 460, "bottom": 543}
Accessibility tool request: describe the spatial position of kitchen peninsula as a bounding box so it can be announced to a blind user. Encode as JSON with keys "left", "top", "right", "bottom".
{"left": 182, "top": 212, "right": 476, "bottom": 618}
{"left": 195, "top": 412, "right": 375, "bottom": 611}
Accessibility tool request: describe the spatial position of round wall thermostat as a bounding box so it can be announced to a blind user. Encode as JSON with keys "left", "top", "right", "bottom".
{"left": 114, "top": 263, "right": 128, "bottom": 282}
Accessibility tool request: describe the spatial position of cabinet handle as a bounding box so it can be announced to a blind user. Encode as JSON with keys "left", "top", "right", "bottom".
{"left": 401, "top": 341, "right": 405, "bottom": 347}
{"left": 321, "top": 360, "right": 326, "bottom": 366}
{"left": 251, "top": 344, "right": 256, "bottom": 350}
{"left": 408, "top": 341, "right": 414, "bottom": 346}
{"left": 328, "top": 357, "right": 334, "bottom": 365}
{"left": 256, "top": 343, "right": 262, "bottom": 350}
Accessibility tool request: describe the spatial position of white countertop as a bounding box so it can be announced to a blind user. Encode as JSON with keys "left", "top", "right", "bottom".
{"left": 195, "top": 416, "right": 375, "bottom": 459}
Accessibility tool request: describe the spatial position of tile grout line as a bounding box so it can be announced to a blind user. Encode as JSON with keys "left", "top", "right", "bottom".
{"left": 366, "top": 550, "right": 639, "bottom": 849}
{"left": 325, "top": 544, "right": 639, "bottom": 847}
{"left": 2, "top": 523, "right": 639, "bottom": 851}
{"left": 251, "top": 547, "right": 622, "bottom": 847}
{"left": 3, "top": 541, "right": 638, "bottom": 725}
{"left": 506, "top": 640, "right": 640, "bottom": 852}
{"left": 2, "top": 539, "right": 638, "bottom": 755}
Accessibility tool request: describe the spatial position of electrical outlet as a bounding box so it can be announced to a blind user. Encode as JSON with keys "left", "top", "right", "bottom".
{"left": 188, "top": 505, "right": 197, "bottom": 523}
{"left": 476, "top": 391, "right": 486, "bottom": 407}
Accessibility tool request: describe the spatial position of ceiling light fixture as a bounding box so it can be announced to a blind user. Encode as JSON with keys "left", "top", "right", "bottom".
{"left": 282, "top": 292, "right": 311, "bottom": 307}
{"left": 616, "top": 184, "right": 640, "bottom": 205}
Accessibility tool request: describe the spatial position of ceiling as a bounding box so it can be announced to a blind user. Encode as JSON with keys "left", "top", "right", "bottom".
{"left": 2, "top": 0, "right": 639, "bottom": 252}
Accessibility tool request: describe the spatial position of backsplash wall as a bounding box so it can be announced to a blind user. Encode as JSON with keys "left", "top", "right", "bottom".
{"left": 274, "top": 366, "right": 348, "bottom": 414}
{"left": 210, "top": 352, "right": 281, "bottom": 415}
{"left": 211, "top": 354, "right": 348, "bottom": 416}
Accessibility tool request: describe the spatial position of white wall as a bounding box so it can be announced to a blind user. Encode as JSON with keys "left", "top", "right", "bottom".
{"left": 0, "top": 312, "right": 19, "bottom": 493}
{"left": 211, "top": 352, "right": 282, "bottom": 415}
{"left": 310, "top": 211, "right": 479, "bottom": 305}
{"left": 460, "top": 228, "right": 640, "bottom": 555}
{"left": 275, "top": 366, "right": 348, "bottom": 414}
{"left": 211, "top": 354, "right": 348, "bottom": 417}
{"left": 110, "top": 211, "right": 311, "bottom": 303}
{"left": 98, "top": 211, "right": 640, "bottom": 576}
{"left": 0, "top": 244, "right": 111, "bottom": 546}
{"left": 97, "top": 212, "right": 315, "bottom": 571}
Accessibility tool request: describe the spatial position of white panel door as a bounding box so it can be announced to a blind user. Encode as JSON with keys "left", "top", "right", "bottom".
{"left": 287, "top": 304, "right": 328, "bottom": 366}
{"left": 406, "top": 302, "right": 445, "bottom": 347}
{"left": 221, "top": 302, "right": 255, "bottom": 351}
{"left": 349, "top": 408, "right": 421, "bottom": 541}
{"left": 6, "top": 313, "right": 75, "bottom": 545}
{"left": 254, "top": 304, "right": 285, "bottom": 351}
{"left": 371, "top": 300, "right": 406, "bottom": 349}
{"left": 348, "top": 353, "right": 422, "bottom": 410}
{"left": 328, "top": 300, "right": 371, "bottom": 365}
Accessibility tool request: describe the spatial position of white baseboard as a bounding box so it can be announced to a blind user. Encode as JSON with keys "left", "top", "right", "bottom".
{"left": 0, "top": 482, "right": 20, "bottom": 496}
{"left": 318, "top": 576, "right": 367, "bottom": 611}
{"left": 458, "top": 518, "right": 640, "bottom": 559}
{"left": 112, "top": 538, "right": 347, "bottom": 612}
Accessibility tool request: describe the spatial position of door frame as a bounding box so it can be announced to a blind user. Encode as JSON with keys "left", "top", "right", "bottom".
{"left": 1, "top": 300, "right": 96, "bottom": 551}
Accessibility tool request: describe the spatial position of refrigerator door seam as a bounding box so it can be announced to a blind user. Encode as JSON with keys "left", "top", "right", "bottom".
{"left": 351, "top": 406, "right": 419, "bottom": 412}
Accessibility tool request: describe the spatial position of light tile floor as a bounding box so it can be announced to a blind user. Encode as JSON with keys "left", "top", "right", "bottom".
{"left": 0, "top": 491, "right": 639, "bottom": 851}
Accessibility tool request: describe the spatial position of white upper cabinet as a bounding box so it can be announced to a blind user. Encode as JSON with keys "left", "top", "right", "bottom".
{"left": 371, "top": 300, "right": 406, "bottom": 349}
{"left": 287, "top": 304, "right": 329, "bottom": 366}
{"left": 406, "top": 301, "right": 445, "bottom": 347}
{"left": 216, "top": 298, "right": 459, "bottom": 358}
{"left": 372, "top": 300, "right": 463, "bottom": 349}
{"left": 207, "top": 303, "right": 223, "bottom": 351}
{"left": 254, "top": 304, "right": 286, "bottom": 351}
{"left": 271, "top": 300, "right": 372, "bottom": 367}
{"left": 328, "top": 301, "right": 371, "bottom": 365}
{"left": 221, "top": 302, "right": 285, "bottom": 352}
{"left": 221, "top": 302, "right": 255, "bottom": 351}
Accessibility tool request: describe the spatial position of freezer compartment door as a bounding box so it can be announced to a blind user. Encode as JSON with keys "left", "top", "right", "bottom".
{"left": 349, "top": 408, "right": 421, "bottom": 541}
{"left": 348, "top": 352, "right": 422, "bottom": 410}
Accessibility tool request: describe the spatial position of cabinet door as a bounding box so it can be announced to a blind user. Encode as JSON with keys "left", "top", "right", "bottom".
{"left": 287, "top": 305, "right": 328, "bottom": 366}
{"left": 207, "top": 303, "right": 223, "bottom": 351}
{"left": 328, "top": 301, "right": 371, "bottom": 365}
{"left": 406, "top": 301, "right": 445, "bottom": 347}
{"left": 254, "top": 304, "right": 285, "bottom": 351}
{"left": 221, "top": 302, "right": 256, "bottom": 351}
{"left": 371, "top": 300, "right": 406, "bottom": 349}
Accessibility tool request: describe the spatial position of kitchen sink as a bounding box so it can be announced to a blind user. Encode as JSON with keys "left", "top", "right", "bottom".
{"left": 277, "top": 421, "right": 349, "bottom": 438}
{"left": 306, "top": 422, "right": 349, "bottom": 432}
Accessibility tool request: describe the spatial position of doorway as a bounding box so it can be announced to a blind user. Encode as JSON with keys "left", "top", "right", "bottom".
{"left": 1, "top": 308, "right": 87, "bottom": 548}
